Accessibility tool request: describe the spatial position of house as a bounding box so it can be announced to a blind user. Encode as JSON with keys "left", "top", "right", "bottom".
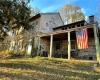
{"left": 29, "top": 13, "right": 64, "bottom": 47}
{"left": 1, "top": 13, "right": 100, "bottom": 62}
{"left": 1, "top": 13, "right": 63, "bottom": 55}
{"left": 36, "top": 15, "right": 100, "bottom": 62}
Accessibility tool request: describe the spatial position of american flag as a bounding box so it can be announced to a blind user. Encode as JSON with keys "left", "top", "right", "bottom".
{"left": 76, "top": 28, "right": 89, "bottom": 49}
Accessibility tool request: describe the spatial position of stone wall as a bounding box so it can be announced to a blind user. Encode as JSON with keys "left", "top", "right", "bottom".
{"left": 78, "top": 38, "right": 96, "bottom": 60}
{"left": 8, "top": 17, "right": 41, "bottom": 54}
{"left": 40, "top": 40, "right": 68, "bottom": 57}
{"left": 40, "top": 38, "right": 96, "bottom": 60}
{"left": 40, "top": 38, "right": 50, "bottom": 56}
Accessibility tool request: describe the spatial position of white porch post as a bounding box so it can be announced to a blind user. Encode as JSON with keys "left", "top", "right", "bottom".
{"left": 68, "top": 32, "right": 71, "bottom": 60}
{"left": 37, "top": 37, "right": 41, "bottom": 56}
{"left": 49, "top": 34, "right": 53, "bottom": 58}
{"left": 93, "top": 24, "right": 100, "bottom": 63}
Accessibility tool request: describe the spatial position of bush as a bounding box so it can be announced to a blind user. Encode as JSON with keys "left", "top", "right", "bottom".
{"left": 0, "top": 51, "right": 5, "bottom": 56}
{"left": 5, "top": 50, "right": 14, "bottom": 55}
{"left": 0, "top": 50, "right": 14, "bottom": 57}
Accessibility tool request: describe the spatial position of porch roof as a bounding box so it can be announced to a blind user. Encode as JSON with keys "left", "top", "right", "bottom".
{"left": 53, "top": 20, "right": 86, "bottom": 30}
{"left": 38, "top": 23, "right": 96, "bottom": 38}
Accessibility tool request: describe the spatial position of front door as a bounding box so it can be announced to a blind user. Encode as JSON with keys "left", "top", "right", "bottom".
{"left": 54, "top": 41, "right": 61, "bottom": 58}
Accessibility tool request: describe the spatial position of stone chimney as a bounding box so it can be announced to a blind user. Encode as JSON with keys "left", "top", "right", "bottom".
{"left": 89, "top": 15, "right": 94, "bottom": 23}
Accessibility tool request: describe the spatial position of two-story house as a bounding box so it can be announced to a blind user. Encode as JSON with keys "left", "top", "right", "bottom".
{"left": 1, "top": 13, "right": 100, "bottom": 62}
{"left": 7, "top": 13, "right": 64, "bottom": 55}
{"left": 36, "top": 15, "right": 100, "bottom": 62}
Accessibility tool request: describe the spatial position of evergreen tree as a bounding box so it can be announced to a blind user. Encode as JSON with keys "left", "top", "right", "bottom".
{"left": 0, "top": 0, "right": 31, "bottom": 40}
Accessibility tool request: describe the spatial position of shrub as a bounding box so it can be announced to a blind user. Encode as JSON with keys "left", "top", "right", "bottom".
{"left": 5, "top": 50, "right": 14, "bottom": 55}
{"left": 0, "top": 50, "right": 14, "bottom": 57}
{"left": 0, "top": 51, "right": 5, "bottom": 56}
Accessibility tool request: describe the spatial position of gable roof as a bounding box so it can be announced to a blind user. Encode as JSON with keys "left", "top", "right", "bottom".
{"left": 29, "top": 13, "right": 41, "bottom": 22}
{"left": 29, "top": 13, "right": 62, "bottom": 22}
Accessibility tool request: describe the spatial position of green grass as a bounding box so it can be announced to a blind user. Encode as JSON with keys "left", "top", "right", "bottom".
{"left": 0, "top": 57, "right": 100, "bottom": 80}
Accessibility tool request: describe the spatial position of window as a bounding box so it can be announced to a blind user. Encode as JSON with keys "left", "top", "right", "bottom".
{"left": 36, "top": 21, "right": 38, "bottom": 26}
{"left": 31, "top": 21, "right": 38, "bottom": 29}
{"left": 31, "top": 21, "right": 36, "bottom": 29}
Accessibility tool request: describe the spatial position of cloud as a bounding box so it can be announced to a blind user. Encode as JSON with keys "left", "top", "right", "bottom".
{"left": 85, "top": 16, "right": 89, "bottom": 22}
{"left": 81, "top": 8, "right": 86, "bottom": 14}
{"left": 81, "top": 8, "right": 90, "bottom": 16}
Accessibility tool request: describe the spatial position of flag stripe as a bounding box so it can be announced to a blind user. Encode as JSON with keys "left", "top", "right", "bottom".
{"left": 76, "top": 28, "right": 89, "bottom": 49}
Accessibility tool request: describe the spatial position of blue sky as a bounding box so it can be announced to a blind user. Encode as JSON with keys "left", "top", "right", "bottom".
{"left": 29, "top": 0, "right": 100, "bottom": 16}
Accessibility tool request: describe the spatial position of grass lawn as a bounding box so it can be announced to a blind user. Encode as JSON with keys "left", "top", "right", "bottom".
{"left": 0, "top": 57, "right": 100, "bottom": 80}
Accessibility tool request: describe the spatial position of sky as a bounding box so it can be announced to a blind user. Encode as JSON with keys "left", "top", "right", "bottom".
{"left": 29, "top": 0, "right": 100, "bottom": 17}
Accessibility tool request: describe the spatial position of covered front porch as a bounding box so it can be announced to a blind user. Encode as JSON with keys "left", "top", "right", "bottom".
{"left": 37, "top": 23, "right": 100, "bottom": 62}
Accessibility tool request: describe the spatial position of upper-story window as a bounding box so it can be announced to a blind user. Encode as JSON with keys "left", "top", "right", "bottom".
{"left": 36, "top": 21, "right": 38, "bottom": 26}
{"left": 31, "top": 21, "right": 38, "bottom": 29}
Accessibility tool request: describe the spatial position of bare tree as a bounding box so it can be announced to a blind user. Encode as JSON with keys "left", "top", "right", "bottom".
{"left": 59, "top": 4, "right": 85, "bottom": 24}
{"left": 30, "top": 7, "right": 40, "bottom": 17}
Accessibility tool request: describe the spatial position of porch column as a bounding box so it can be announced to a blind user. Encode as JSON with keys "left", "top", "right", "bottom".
{"left": 68, "top": 32, "right": 71, "bottom": 60}
{"left": 49, "top": 34, "right": 53, "bottom": 58}
{"left": 37, "top": 37, "right": 41, "bottom": 56}
{"left": 93, "top": 24, "right": 100, "bottom": 63}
